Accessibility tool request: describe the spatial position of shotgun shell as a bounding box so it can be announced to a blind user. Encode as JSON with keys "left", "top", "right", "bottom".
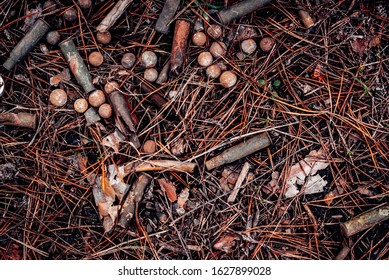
{"left": 3, "top": 19, "right": 51, "bottom": 71}
{"left": 155, "top": 0, "right": 181, "bottom": 34}
{"left": 59, "top": 38, "right": 96, "bottom": 94}
{"left": 217, "top": 0, "right": 273, "bottom": 24}
{"left": 170, "top": 19, "right": 191, "bottom": 76}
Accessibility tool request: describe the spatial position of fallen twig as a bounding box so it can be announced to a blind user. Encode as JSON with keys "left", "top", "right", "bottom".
{"left": 205, "top": 132, "right": 271, "bottom": 170}
{"left": 341, "top": 204, "right": 389, "bottom": 237}
{"left": 118, "top": 173, "right": 152, "bottom": 228}
{"left": 96, "top": 0, "right": 134, "bottom": 32}
{"left": 122, "top": 160, "right": 196, "bottom": 174}
{"left": 108, "top": 90, "right": 140, "bottom": 148}
{"left": 227, "top": 162, "right": 251, "bottom": 203}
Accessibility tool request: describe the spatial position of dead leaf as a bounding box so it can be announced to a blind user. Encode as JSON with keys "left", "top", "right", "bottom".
{"left": 107, "top": 164, "right": 130, "bottom": 201}
{"left": 213, "top": 233, "right": 240, "bottom": 253}
{"left": 50, "top": 68, "right": 71, "bottom": 86}
{"left": 102, "top": 130, "right": 125, "bottom": 153}
{"left": 324, "top": 192, "right": 335, "bottom": 206}
{"left": 158, "top": 178, "right": 177, "bottom": 202}
{"left": 351, "top": 38, "right": 369, "bottom": 56}
{"left": 170, "top": 138, "right": 186, "bottom": 156}
{"left": 284, "top": 148, "right": 330, "bottom": 198}
{"left": 0, "top": 163, "right": 17, "bottom": 181}
{"left": 177, "top": 187, "right": 189, "bottom": 208}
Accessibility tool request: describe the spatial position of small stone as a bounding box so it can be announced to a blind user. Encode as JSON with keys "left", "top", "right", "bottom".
{"left": 142, "top": 140, "right": 157, "bottom": 154}
{"left": 207, "top": 24, "right": 222, "bottom": 39}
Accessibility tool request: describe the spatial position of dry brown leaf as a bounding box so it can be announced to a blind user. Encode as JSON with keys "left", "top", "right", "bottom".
{"left": 324, "top": 192, "right": 335, "bottom": 206}
{"left": 213, "top": 233, "right": 240, "bottom": 253}
{"left": 50, "top": 68, "right": 71, "bottom": 86}
{"left": 158, "top": 178, "right": 177, "bottom": 202}
{"left": 170, "top": 138, "right": 186, "bottom": 156}
{"left": 102, "top": 130, "right": 125, "bottom": 153}
{"left": 177, "top": 187, "right": 189, "bottom": 208}
{"left": 351, "top": 38, "right": 369, "bottom": 56}
{"left": 284, "top": 148, "right": 330, "bottom": 198}
{"left": 107, "top": 164, "right": 130, "bottom": 201}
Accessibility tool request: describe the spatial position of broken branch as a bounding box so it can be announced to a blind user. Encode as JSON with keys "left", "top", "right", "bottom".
{"left": 108, "top": 90, "right": 140, "bottom": 148}
{"left": 227, "top": 162, "right": 251, "bottom": 203}
{"left": 59, "top": 39, "right": 96, "bottom": 94}
{"left": 340, "top": 204, "right": 389, "bottom": 237}
{"left": 205, "top": 132, "right": 271, "bottom": 170}
{"left": 118, "top": 173, "right": 152, "bottom": 228}
{"left": 96, "top": 0, "right": 134, "bottom": 33}
{"left": 3, "top": 19, "right": 50, "bottom": 71}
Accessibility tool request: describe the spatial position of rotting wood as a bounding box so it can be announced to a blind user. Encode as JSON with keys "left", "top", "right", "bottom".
{"left": 155, "top": 0, "right": 181, "bottom": 34}
{"left": 96, "top": 0, "right": 134, "bottom": 33}
{"left": 118, "top": 173, "right": 152, "bottom": 228}
{"left": 340, "top": 204, "right": 389, "bottom": 237}
{"left": 205, "top": 132, "right": 271, "bottom": 170}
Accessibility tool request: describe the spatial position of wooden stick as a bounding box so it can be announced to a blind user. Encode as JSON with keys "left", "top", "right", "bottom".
{"left": 118, "top": 173, "right": 152, "bottom": 228}
{"left": 109, "top": 90, "right": 140, "bottom": 148}
{"left": 0, "top": 112, "right": 36, "bottom": 129}
{"left": 96, "top": 0, "right": 134, "bottom": 33}
{"left": 227, "top": 162, "right": 250, "bottom": 203}
{"left": 140, "top": 83, "right": 168, "bottom": 109}
{"left": 156, "top": 60, "right": 170, "bottom": 84}
{"left": 205, "top": 132, "right": 271, "bottom": 170}
{"left": 170, "top": 19, "right": 191, "bottom": 76}
{"left": 155, "top": 0, "right": 181, "bottom": 34}
{"left": 341, "top": 204, "right": 389, "bottom": 237}
{"left": 122, "top": 160, "right": 196, "bottom": 175}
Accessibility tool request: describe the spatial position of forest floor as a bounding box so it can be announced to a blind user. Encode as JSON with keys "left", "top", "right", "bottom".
{"left": 0, "top": 0, "right": 388, "bottom": 260}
